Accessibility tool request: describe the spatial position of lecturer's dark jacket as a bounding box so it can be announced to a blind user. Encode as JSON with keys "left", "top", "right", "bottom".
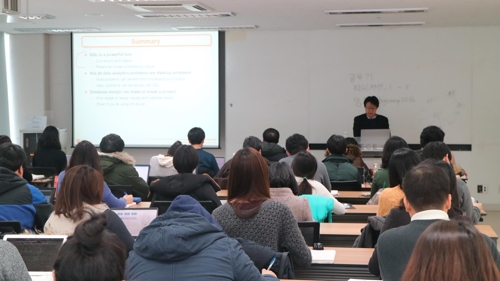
{"left": 353, "top": 114, "right": 390, "bottom": 137}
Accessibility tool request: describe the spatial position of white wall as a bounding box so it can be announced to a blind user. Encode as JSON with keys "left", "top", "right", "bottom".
{"left": 7, "top": 27, "right": 500, "bottom": 208}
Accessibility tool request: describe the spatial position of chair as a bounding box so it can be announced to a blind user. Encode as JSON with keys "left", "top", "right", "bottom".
{"left": 297, "top": 222, "right": 320, "bottom": 246}
{"left": 151, "top": 200, "right": 216, "bottom": 215}
{"left": 0, "top": 221, "right": 22, "bottom": 238}
{"left": 108, "top": 185, "right": 133, "bottom": 198}
{"left": 37, "top": 187, "right": 56, "bottom": 204}
{"left": 330, "top": 180, "right": 362, "bottom": 191}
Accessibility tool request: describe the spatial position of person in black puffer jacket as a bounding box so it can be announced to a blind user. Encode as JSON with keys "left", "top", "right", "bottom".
{"left": 150, "top": 145, "right": 221, "bottom": 208}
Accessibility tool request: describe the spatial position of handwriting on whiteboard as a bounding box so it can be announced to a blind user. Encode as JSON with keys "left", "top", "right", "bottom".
{"left": 353, "top": 96, "right": 416, "bottom": 107}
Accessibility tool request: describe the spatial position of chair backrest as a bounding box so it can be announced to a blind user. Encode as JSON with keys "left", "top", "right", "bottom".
{"left": 297, "top": 222, "right": 320, "bottom": 246}
{"left": 151, "top": 200, "right": 216, "bottom": 215}
{"left": 0, "top": 221, "right": 22, "bottom": 237}
{"left": 330, "top": 180, "right": 362, "bottom": 191}
{"left": 28, "top": 167, "right": 57, "bottom": 177}
{"left": 37, "top": 187, "right": 56, "bottom": 204}
{"left": 108, "top": 185, "right": 133, "bottom": 198}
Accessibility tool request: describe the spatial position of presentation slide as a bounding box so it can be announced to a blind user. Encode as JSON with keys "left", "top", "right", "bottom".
{"left": 72, "top": 32, "right": 220, "bottom": 148}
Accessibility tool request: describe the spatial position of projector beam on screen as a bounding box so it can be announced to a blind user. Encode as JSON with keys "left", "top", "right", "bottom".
{"left": 72, "top": 31, "right": 221, "bottom": 148}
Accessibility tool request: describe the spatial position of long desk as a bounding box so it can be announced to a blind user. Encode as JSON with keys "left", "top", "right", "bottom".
{"left": 216, "top": 189, "right": 372, "bottom": 201}
{"left": 295, "top": 247, "right": 377, "bottom": 281}
{"left": 319, "top": 223, "right": 498, "bottom": 247}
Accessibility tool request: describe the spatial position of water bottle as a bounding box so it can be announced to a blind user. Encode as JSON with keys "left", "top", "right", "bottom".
{"left": 372, "top": 163, "right": 379, "bottom": 176}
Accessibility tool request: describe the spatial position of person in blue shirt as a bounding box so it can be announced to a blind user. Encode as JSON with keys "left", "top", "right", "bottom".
{"left": 188, "top": 127, "right": 219, "bottom": 177}
{"left": 58, "top": 140, "right": 133, "bottom": 208}
{"left": 0, "top": 143, "right": 53, "bottom": 231}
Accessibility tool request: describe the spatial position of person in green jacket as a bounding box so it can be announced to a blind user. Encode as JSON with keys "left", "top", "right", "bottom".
{"left": 98, "top": 134, "right": 150, "bottom": 200}
{"left": 370, "top": 136, "right": 408, "bottom": 198}
{"left": 322, "top": 135, "right": 359, "bottom": 181}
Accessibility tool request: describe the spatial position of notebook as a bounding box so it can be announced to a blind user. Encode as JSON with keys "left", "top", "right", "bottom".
{"left": 134, "top": 165, "right": 150, "bottom": 183}
{"left": 311, "top": 249, "right": 336, "bottom": 264}
{"left": 3, "top": 235, "right": 67, "bottom": 278}
{"left": 111, "top": 208, "right": 158, "bottom": 237}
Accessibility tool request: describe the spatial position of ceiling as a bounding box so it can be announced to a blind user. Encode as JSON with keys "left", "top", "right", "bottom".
{"left": 1, "top": 0, "right": 500, "bottom": 34}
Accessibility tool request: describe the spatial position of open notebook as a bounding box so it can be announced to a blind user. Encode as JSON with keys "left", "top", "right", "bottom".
{"left": 3, "top": 235, "right": 67, "bottom": 280}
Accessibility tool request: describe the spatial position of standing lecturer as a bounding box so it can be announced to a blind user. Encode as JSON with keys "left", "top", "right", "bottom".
{"left": 353, "top": 96, "right": 390, "bottom": 137}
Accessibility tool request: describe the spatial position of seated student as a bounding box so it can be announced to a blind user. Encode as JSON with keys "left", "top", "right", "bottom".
{"left": 401, "top": 220, "right": 500, "bottom": 281}
{"left": 44, "top": 165, "right": 134, "bottom": 253}
{"left": 0, "top": 135, "right": 32, "bottom": 182}
{"left": 269, "top": 162, "right": 313, "bottom": 221}
{"left": 344, "top": 137, "right": 369, "bottom": 171}
{"left": 370, "top": 136, "right": 408, "bottom": 198}
{"left": 126, "top": 195, "right": 279, "bottom": 281}
{"left": 261, "top": 128, "right": 288, "bottom": 162}
{"left": 150, "top": 145, "right": 221, "bottom": 208}
{"left": 215, "top": 136, "right": 268, "bottom": 189}
{"left": 0, "top": 143, "right": 53, "bottom": 231}
{"left": 98, "top": 133, "right": 150, "bottom": 200}
{"left": 377, "top": 148, "right": 420, "bottom": 216}
{"left": 322, "top": 135, "right": 359, "bottom": 181}
{"left": 293, "top": 152, "right": 345, "bottom": 216}
{"left": 0, "top": 239, "right": 31, "bottom": 280}
{"left": 188, "top": 127, "right": 219, "bottom": 177}
{"left": 149, "top": 140, "right": 182, "bottom": 177}
{"left": 368, "top": 162, "right": 500, "bottom": 281}
{"left": 213, "top": 147, "right": 312, "bottom": 269}
{"left": 381, "top": 159, "right": 472, "bottom": 234}
{"left": 32, "top": 125, "right": 67, "bottom": 174}
{"left": 417, "top": 125, "right": 445, "bottom": 157}
{"left": 53, "top": 212, "right": 126, "bottom": 281}
{"left": 280, "top": 134, "right": 332, "bottom": 191}
{"left": 58, "top": 140, "right": 132, "bottom": 208}
{"left": 421, "top": 141, "right": 477, "bottom": 223}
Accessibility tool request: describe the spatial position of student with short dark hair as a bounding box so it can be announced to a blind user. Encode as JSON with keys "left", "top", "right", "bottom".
{"left": 279, "top": 134, "right": 332, "bottom": 191}
{"left": 58, "top": 140, "right": 132, "bottom": 208}
{"left": 353, "top": 96, "right": 390, "bottom": 137}
{"left": 422, "top": 141, "right": 477, "bottom": 223}
{"left": 0, "top": 143, "right": 53, "bottom": 231}
{"left": 0, "top": 135, "right": 32, "bottom": 182}
{"left": 150, "top": 145, "right": 221, "bottom": 208}
{"left": 188, "top": 127, "right": 219, "bottom": 177}
{"left": 401, "top": 220, "right": 500, "bottom": 281}
{"left": 376, "top": 148, "right": 420, "bottom": 216}
{"left": 368, "top": 162, "right": 500, "bottom": 281}
{"left": 98, "top": 133, "right": 150, "bottom": 200}
{"left": 261, "top": 128, "right": 287, "bottom": 162}
{"left": 322, "top": 135, "right": 359, "bottom": 181}
{"left": 44, "top": 165, "right": 134, "bottom": 253}
{"left": 293, "top": 152, "right": 345, "bottom": 215}
{"left": 213, "top": 147, "right": 312, "bottom": 269}
{"left": 53, "top": 212, "right": 127, "bottom": 281}
{"left": 32, "top": 125, "right": 67, "bottom": 174}
{"left": 370, "top": 136, "right": 408, "bottom": 198}
{"left": 420, "top": 125, "right": 445, "bottom": 148}
{"left": 149, "top": 140, "right": 182, "bottom": 177}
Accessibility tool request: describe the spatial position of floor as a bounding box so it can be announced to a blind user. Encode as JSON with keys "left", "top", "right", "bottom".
{"left": 479, "top": 211, "right": 500, "bottom": 251}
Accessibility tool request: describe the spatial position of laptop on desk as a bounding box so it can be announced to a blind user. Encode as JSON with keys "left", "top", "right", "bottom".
{"left": 111, "top": 208, "right": 158, "bottom": 238}
{"left": 134, "top": 165, "right": 150, "bottom": 183}
{"left": 3, "top": 234, "right": 67, "bottom": 280}
{"left": 215, "top": 157, "right": 225, "bottom": 169}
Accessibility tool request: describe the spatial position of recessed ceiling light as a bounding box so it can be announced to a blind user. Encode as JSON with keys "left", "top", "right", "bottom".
{"left": 85, "top": 14, "right": 104, "bottom": 17}
{"left": 18, "top": 14, "right": 55, "bottom": 20}
{"left": 336, "top": 22, "right": 425, "bottom": 27}
{"left": 13, "top": 28, "right": 101, "bottom": 33}
{"left": 325, "top": 8, "right": 429, "bottom": 15}
{"left": 172, "top": 25, "right": 257, "bottom": 30}
{"left": 136, "top": 12, "right": 234, "bottom": 18}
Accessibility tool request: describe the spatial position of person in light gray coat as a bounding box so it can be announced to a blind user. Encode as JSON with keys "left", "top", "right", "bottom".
{"left": 0, "top": 240, "right": 31, "bottom": 281}
{"left": 279, "top": 134, "right": 332, "bottom": 191}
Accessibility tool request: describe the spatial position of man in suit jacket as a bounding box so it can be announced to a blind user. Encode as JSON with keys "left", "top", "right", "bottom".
{"left": 368, "top": 161, "right": 500, "bottom": 281}
{"left": 353, "top": 96, "right": 389, "bottom": 137}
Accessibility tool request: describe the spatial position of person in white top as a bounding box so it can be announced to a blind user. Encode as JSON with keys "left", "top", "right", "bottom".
{"left": 292, "top": 151, "right": 345, "bottom": 215}
{"left": 149, "top": 141, "right": 182, "bottom": 177}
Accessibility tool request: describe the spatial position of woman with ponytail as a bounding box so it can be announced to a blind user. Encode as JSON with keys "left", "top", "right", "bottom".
{"left": 53, "top": 212, "right": 126, "bottom": 281}
{"left": 292, "top": 152, "right": 345, "bottom": 215}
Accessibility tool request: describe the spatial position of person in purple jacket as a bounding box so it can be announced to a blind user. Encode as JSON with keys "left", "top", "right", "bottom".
{"left": 58, "top": 140, "right": 132, "bottom": 207}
